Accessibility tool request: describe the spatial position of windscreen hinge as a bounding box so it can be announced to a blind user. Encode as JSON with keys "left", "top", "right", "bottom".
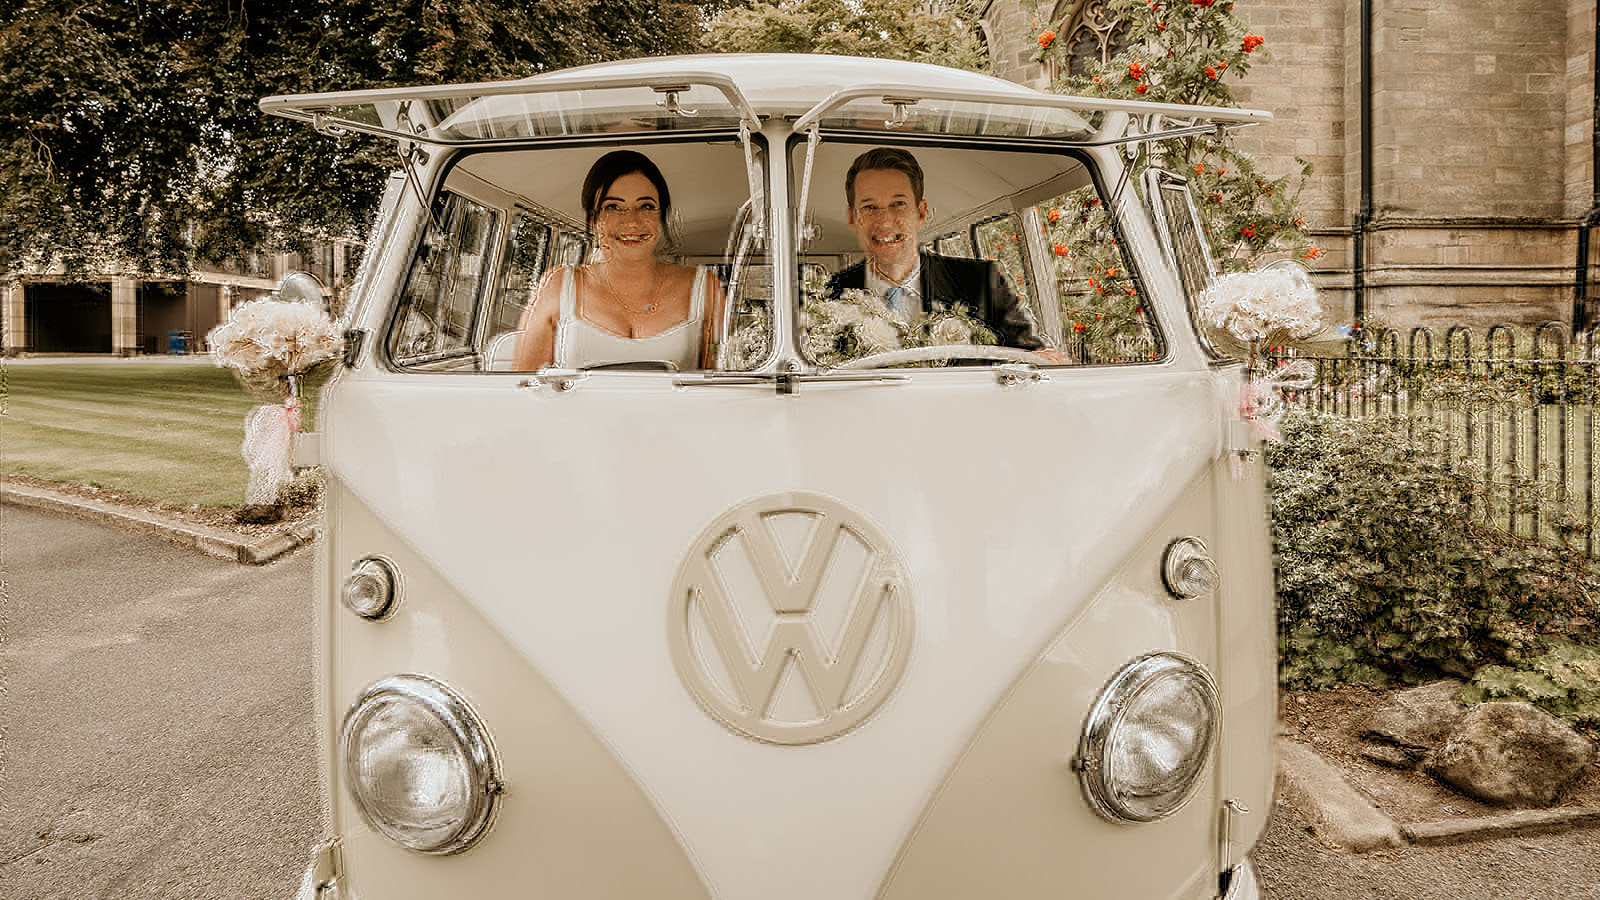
{"left": 341, "top": 328, "right": 367, "bottom": 368}
{"left": 305, "top": 838, "right": 343, "bottom": 897}
{"left": 655, "top": 85, "right": 699, "bottom": 118}
{"left": 994, "top": 363, "right": 1046, "bottom": 386}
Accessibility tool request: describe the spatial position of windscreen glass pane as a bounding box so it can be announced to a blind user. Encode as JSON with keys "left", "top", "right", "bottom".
{"left": 388, "top": 139, "right": 771, "bottom": 373}
{"left": 791, "top": 139, "right": 1171, "bottom": 369}
{"left": 812, "top": 96, "right": 1101, "bottom": 141}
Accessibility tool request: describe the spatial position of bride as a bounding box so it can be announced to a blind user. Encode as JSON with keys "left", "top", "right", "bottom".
{"left": 513, "top": 150, "right": 725, "bottom": 371}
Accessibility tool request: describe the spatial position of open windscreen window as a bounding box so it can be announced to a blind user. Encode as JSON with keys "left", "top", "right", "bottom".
{"left": 386, "top": 139, "right": 772, "bottom": 373}
{"left": 788, "top": 140, "right": 1161, "bottom": 369}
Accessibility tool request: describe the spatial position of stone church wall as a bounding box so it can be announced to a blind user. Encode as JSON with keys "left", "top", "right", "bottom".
{"left": 982, "top": 0, "right": 1598, "bottom": 329}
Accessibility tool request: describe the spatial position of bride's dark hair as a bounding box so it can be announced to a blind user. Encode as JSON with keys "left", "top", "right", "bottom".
{"left": 581, "top": 150, "right": 673, "bottom": 250}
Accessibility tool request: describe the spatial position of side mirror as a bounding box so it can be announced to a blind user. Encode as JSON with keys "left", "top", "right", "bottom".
{"left": 276, "top": 271, "right": 328, "bottom": 309}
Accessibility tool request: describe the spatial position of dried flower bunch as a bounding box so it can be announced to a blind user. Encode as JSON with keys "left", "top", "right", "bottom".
{"left": 207, "top": 298, "right": 344, "bottom": 401}
{"left": 1198, "top": 260, "right": 1324, "bottom": 354}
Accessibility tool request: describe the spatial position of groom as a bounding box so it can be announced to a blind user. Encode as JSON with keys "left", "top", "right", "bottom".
{"left": 824, "top": 147, "right": 1055, "bottom": 356}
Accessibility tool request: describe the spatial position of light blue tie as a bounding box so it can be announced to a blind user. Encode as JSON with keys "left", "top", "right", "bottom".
{"left": 884, "top": 284, "right": 905, "bottom": 315}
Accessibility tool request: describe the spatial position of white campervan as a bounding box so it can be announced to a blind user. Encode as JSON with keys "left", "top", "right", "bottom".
{"left": 268, "top": 53, "right": 1276, "bottom": 900}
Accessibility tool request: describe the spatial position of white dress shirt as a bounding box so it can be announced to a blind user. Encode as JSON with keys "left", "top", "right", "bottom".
{"left": 864, "top": 260, "right": 923, "bottom": 321}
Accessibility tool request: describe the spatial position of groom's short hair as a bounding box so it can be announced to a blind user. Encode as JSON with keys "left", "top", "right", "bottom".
{"left": 845, "top": 148, "right": 925, "bottom": 207}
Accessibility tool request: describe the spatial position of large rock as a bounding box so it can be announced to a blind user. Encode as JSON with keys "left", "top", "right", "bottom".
{"left": 1362, "top": 679, "right": 1469, "bottom": 752}
{"left": 1425, "top": 702, "right": 1595, "bottom": 806}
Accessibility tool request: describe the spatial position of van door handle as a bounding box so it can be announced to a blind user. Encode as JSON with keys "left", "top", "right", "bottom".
{"left": 518, "top": 369, "right": 587, "bottom": 392}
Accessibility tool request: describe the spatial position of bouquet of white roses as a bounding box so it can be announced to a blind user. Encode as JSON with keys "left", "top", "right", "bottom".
{"left": 916, "top": 302, "right": 1000, "bottom": 350}
{"left": 1198, "top": 260, "right": 1325, "bottom": 356}
{"left": 797, "top": 289, "right": 999, "bottom": 367}
{"left": 207, "top": 297, "right": 344, "bottom": 402}
{"left": 801, "top": 290, "right": 909, "bottom": 367}
{"left": 721, "top": 301, "right": 773, "bottom": 372}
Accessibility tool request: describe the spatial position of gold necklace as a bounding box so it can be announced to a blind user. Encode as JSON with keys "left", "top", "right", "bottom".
{"left": 867, "top": 258, "right": 916, "bottom": 293}
{"left": 597, "top": 261, "right": 660, "bottom": 315}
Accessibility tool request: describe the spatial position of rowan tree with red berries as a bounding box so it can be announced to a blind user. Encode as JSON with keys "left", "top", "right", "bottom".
{"left": 1028, "top": 0, "right": 1316, "bottom": 359}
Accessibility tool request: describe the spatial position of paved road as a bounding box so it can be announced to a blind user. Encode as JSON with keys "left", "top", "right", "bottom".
{"left": 1253, "top": 800, "right": 1600, "bottom": 900}
{"left": 0, "top": 504, "right": 320, "bottom": 900}
{"left": 5, "top": 502, "right": 1598, "bottom": 899}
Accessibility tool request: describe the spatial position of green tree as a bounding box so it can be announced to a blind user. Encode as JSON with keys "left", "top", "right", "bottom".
{"left": 0, "top": 0, "right": 706, "bottom": 277}
{"left": 702, "top": 0, "right": 988, "bottom": 71}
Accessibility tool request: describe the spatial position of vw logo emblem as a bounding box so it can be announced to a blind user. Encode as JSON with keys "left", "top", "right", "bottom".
{"left": 669, "top": 492, "right": 913, "bottom": 745}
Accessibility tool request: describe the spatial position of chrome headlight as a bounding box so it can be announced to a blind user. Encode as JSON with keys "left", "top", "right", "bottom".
{"left": 341, "top": 676, "right": 501, "bottom": 854}
{"left": 342, "top": 556, "right": 399, "bottom": 619}
{"left": 1076, "top": 653, "right": 1219, "bottom": 823}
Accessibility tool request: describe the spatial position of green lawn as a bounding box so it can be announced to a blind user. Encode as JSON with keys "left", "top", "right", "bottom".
{"left": 2, "top": 363, "right": 324, "bottom": 507}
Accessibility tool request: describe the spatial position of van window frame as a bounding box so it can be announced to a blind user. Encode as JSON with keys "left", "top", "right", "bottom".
{"left": 383, "top": 187, "right": 505, "bottom": 370}
{"left": 379, "top": 134, "right": 774, "bottom": 374}
{"left": 785, "top": 132, "right": 1169, "bottom": 370}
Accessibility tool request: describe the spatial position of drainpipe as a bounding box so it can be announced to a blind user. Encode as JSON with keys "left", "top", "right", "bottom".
{"left": 1353, "top": 0, "right": 1373, "bottom": 326}
{"left": 1575, "top": 1, "right": 1600, "bottom": 331}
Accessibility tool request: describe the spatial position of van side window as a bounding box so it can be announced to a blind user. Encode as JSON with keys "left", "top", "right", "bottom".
{"left": 932, "top": 231, "right": 974, "bottom": 258}
{"left": 489, "top": 213, "right": 552, "bottom": 338}
{"left": 1038, "top": 186, "right": 1163, "bottom": 364}
{"left": 971, "top": 214, "right": 1033, "bottom": 312}
{"left": 390, "top": 191, "right": 498, "bottom": 364}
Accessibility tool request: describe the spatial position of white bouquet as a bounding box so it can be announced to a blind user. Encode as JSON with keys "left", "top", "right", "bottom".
{"left": 207, "top": 298, "right": 344, "bottom": 401}
{"left": 722, "top": 302, "right": 773, "bottom": 372}
{"left": 801, "top": 290, "right": 908, "bottom": 367}
{"left": 1198, "top": 260, "right": 1325, "bottom": 353}
{"left": 797, "top": 290, "right": 998, "bottom": 368}
{"left": 1197, "top": 261, "right": 1323, "bottom": 450}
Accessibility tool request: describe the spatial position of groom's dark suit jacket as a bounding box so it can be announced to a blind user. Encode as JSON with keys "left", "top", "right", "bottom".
{"left": 823, "top": 252, "right": 1045, "bottom": 350}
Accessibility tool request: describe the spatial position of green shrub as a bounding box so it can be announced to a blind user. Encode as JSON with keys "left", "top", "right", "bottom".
{"left": 277, "top": 468, "right": 324, "bottom": 509}
{"left": 1463, "top": 639, "right": 1600, "bottom": 728}
{"left": 1269, "top": 410, "right": 1597, "bottom": 689}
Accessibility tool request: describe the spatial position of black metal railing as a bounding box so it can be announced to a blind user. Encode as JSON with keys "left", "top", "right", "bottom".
{"left": 1271, "top": 324, "right": 1600, "bottom": 556}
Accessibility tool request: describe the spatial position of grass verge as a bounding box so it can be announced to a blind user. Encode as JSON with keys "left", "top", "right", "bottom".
{"left": 2, "top": 362, "right": 323, "bottom": 508}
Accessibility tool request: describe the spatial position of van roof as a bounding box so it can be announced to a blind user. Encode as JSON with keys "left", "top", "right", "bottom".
{"left": 532, "top": 53, "right": 1042, "bottom": 115}
{"left": 261, "top": 53, "right": 1269, "bottom": 148}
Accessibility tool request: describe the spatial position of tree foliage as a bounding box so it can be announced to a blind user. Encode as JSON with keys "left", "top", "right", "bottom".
{"left": 702, "top": 0, "right": 987, "bottom": 71}
{"left": 1036, "top": 0, "right": 1314, "bottom": 274}
{"left": 0, "top": 0, "right": 705, "bottom": 276}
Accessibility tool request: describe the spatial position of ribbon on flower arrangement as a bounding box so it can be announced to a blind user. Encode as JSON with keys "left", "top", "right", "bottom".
{"left": 240, "top": 396, "right": 302, "bottom": 505}
{"left": 1239, "top": 358, "right": 1315, "bottom": 443}
{"left": 208, "top": 295, "right": 342, "bottom": 508}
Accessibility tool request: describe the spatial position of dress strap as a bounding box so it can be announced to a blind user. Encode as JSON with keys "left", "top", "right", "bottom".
{"left": 558, "top": 265, "right": 579, "bottom": 321}
{"left": 689, "top": 266, "right": 708, "bottom": 320}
